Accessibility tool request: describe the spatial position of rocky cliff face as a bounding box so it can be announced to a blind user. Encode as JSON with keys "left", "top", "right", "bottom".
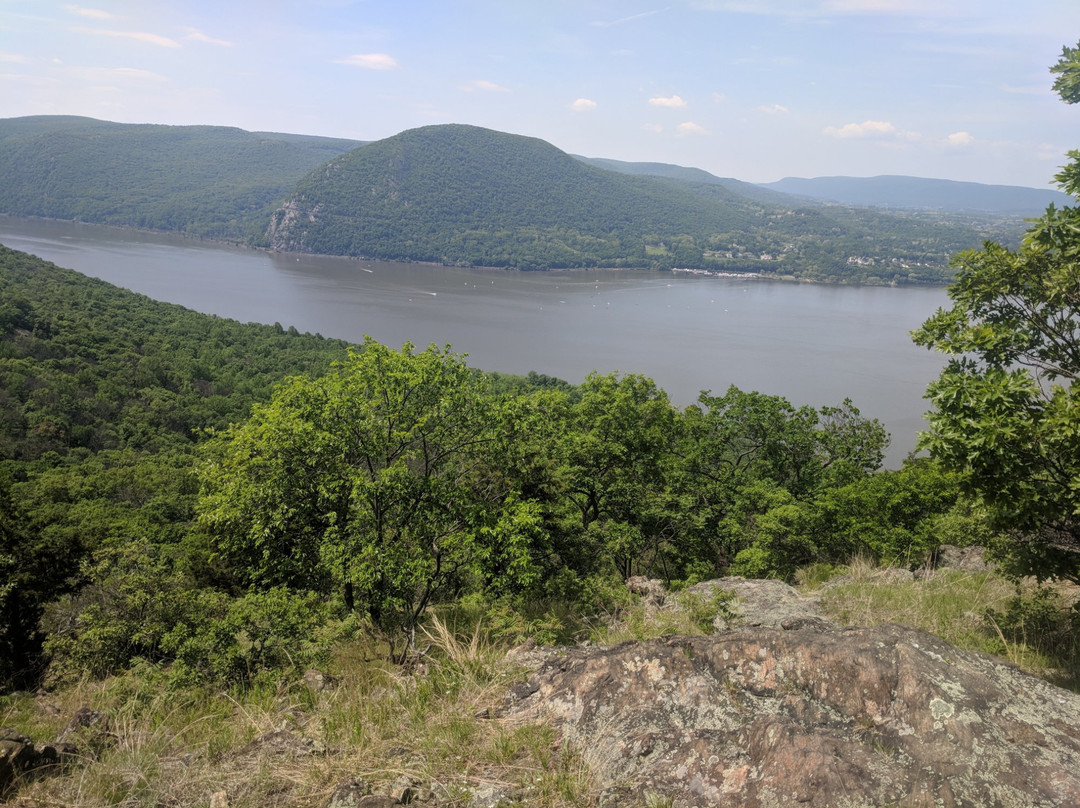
{"left": 504, "top": 579, "right": 1080, "bottom": 808}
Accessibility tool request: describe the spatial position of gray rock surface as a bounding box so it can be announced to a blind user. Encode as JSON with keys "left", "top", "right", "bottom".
{"left": 505, "top": 606, "right": 1080, "bottom": 806}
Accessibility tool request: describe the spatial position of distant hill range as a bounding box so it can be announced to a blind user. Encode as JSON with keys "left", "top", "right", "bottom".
{"left": 0, "top": 115, "right": 1054, "bottom": 283}
{"left": 0, "top": 116, "right": 362, "bottom": 240}
{"left": 757, "top": 175, "right": 1070, "bottom": 214}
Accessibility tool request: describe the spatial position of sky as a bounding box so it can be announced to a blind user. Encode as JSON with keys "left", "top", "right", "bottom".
{"left": 3, "top": 1, "right": 1079, "bottom": 188}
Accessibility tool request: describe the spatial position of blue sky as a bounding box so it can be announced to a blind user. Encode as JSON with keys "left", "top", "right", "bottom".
{"left": 3, "top": 1, "right": 1079, "bottom": 187}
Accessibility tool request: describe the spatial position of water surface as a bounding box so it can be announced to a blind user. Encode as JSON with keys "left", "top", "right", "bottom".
{"left": 0, "top": 217, "right": 949, "bottom": 466}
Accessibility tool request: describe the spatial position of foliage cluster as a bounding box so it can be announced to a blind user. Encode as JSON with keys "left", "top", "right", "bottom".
{"left": 0, "top": 246, "right": 992, "bottom": 691}
{"left": 913, "top": 41, "right": 1080, "bottom": 586}
{"left": 0, "top": 245, "right": 351, "bottom": 686}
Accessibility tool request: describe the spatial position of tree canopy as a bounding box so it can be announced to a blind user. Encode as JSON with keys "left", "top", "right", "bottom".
{"left": 912, "top": 41, "right": 1080, "bottom": 583}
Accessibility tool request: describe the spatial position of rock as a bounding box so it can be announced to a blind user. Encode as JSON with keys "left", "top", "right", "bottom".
{"left": 934, "top": 544, "right": 992, "bottom": 573}
{"left": 0, "top": 728, "right": 37, "bottom": 794}
{"left": 324, "top": 778, "right": 372, "bottom": 808}
{"left": 627, "top": 576, "right": 667, "bottom": 616}
{"left": 0, "top": 727, "right": 67, "bottom": 795}
{"left": 238, "top": 728, "right": 326, "bottom": 757}
{"left": 209, "top": 790, "right": 229, "bottom": 808}
{"left": 303, "top": 669, "right": 339, "bottom": 692}
{"left": 684, "top": 577, "right": 827, "bottom": 630}
{"left": 505, "top": 623, "right": 1080, "bottom": 807}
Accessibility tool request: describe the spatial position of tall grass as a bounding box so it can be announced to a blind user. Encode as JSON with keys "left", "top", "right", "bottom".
{"left": 816, "top": 557, "right": 1080, "bottom": 690}
{"left": 2, "top": 621, "right": 597, "bottom": 808}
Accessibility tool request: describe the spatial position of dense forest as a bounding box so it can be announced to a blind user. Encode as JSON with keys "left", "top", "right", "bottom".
{"left": 0, "top": 116, "right": 360, "bottom": 241}
{"left": 269, "top": 124, "right": 1023, "bottom": 281}
{"left": 0, "top": 116, "right": 1029, "bottom": 283}
{"left": 0, "top": 245, "right": 993, "bottom": 691}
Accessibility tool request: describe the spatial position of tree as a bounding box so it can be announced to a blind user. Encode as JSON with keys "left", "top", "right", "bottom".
{"left": 199, "top": 339, "right": 537, "bottom": 650}
{"left": 912, "top": 41, "right": 1080, "bottom": 583}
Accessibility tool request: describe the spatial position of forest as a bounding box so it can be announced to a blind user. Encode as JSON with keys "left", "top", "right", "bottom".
{"left": 0, "top": 244, "right": 1000, "bottom": 691}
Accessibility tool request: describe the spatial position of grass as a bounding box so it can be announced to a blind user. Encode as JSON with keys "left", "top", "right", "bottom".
{"left": 1, "top": 616, "right": 597, "bottom": 808}
{"left": 4, "top": 559, "right": 1079, "bottom": 805}
{"left": 815, "top": 556, "right": 1080, "bottom": 690}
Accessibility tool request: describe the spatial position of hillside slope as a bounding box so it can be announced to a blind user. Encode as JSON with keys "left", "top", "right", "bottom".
{"left": 269, "top": 124, "right": 1015, "bottom": 280}
{"left": 759, "top": 174, "right": 1070, "bottom": 213}
{"left": 0, "top": 116, "right": 362, "bottom": 239}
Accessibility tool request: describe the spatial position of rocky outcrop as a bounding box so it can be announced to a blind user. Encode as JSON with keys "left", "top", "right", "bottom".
{"left": 504, "top": 583, "right": 1080, "bottom": 807}
{"left": 0, "top": 727, "right": 73, "bottom": 796}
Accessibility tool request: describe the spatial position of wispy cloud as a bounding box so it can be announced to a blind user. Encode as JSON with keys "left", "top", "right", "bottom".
{"left": 712, "top": 92, "right": 727, "bottom": 103}
{"left": 336, "top": 53, "right": 398, "bottom": 70}
{"left": 945, "top": 131, "right": 974, "bottom": 146}
{"left": 676, "top": 121, "right": 709, "bottom": 136}
{"left": 572, "top": 97, "right": 597, "bottom": 112}
{"left": 0, "top": 53, "right": 27, "bottom": 63}
{"left": 643, "top": 123, "right": 664, "bottom": 132}
{"left": 649, "top": 95, "right": 686, "bottom": 108}
{"left": 63, "top": 5, "right": 114, "bottom": 19}
{"left": 67, "top": 66, "right": 168, "bottom": 83}
{"left": 185, "top": 28, "right": 233, "bottom": 47}
{"left": 461, "top": 79, "right": 509, "bottom": 93}
{"left": 694, "top": 0, "right": 954, "bottom": 17}
{"left": 823, "top": 119, "right": 896, "bottom": 138}
{"left": 72, "top": 27, "right": 181, "bottom": 48}
{"left": 591, "top": 8, "right": 667, "bottom": 27}
{"left": 756, "top": 103, "right": 789, "bottom": 114}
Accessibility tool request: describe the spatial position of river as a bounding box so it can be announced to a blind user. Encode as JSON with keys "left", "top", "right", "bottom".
{"left": 0, "top": 217, "right": 949, "bottom": 466}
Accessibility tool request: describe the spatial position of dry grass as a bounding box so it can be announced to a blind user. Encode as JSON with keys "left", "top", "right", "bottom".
{"left": 2, "top": 620, "right": 597, "bottom": 808}
{"left": 816, "top": 557, "right": 1079, "bottom": 686}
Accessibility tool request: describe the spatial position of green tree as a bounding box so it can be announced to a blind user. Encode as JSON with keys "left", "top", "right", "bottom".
{"left": 912, "top": 41, "right": 1080, "bottom": 583}
{"left": 199, "top": 339, "right": 537, "bottom": 651}
{"left": 559, "top": 372, "right": 680, "bottom": 579}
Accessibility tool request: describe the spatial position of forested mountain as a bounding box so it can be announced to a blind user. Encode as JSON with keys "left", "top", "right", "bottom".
{"left": 0, "top": 116, "right": 362, "bottom": 239}
{"left": 0, "top": 115, "right": 1031, "bottom": 282}
{"left": 269, "top": 124, "right": 1021, "bottom": 281}
{"left": 759, "top": 174, "right": 1071, "bottom": 213}
{"left": 573, "top": 155, "right": 793, "bottom": 205}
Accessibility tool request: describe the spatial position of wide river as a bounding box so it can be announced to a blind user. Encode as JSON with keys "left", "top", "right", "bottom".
{"left": 0, "top": 217, "right": 949, "bottom": 467}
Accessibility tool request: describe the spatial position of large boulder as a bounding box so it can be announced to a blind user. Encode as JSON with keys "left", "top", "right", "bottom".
{"left": 504, "top": 622, "right": 1080, "bottom": 807}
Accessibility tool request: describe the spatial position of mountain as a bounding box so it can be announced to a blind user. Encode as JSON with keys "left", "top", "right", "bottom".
{"left": 269, "top": 123, "right": 1018, "bottom": 281}
{"left": 758, "top": 174, "right": 1071, "bottom": 214}
{"left": 573, "top": 155, "right": 798, "bottom": 205}
{"left": 0, "top": 116, "right": 362, "bottom": 239}
{"left": 0, "top": 116, "right": 1033, "bottom": 283}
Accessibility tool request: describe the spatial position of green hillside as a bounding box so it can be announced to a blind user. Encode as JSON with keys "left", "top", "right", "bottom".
{"left": 269, "top": 124, "right": 1019, "bottom": 281}
{"left": 0, "top": 116, "right": 361, "bottom": 240}
{"left": 759, "top": 174, "right": 1071, "bottom": 213}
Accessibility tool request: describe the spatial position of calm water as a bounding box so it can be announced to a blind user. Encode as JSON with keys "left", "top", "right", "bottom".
{"left": 0, "top": 217, "right": 949, "bottom": 466}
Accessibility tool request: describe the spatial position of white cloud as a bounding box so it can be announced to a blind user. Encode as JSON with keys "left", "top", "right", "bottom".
{"left": 946, "top": 131, "right": 974, "bottom": 146}
{"left": 823, "top": 119, "right": 896, "bottom": 138}
{"left": 572, "top": 97, "right": 597, "bottom": 112}
{"left": 649, "top": 95, "right": 686, "bottom": 108}
{"left": 756, "top": 104, "right": 789, "bottom": 114}
{"left": 712, "top": 92, "right": 727, "bottom": 103}
{"left": 676, "top": 121, "right": 708, "bottom": 136}
{"left": 185, "top": 29, "right": 233, "bottom": 47}
{"left": 0, "top": 53, "right": 27, "bottom": 63}
{"left": 72, "top": 27, "right": 181, "bottom": 48}
{"left": 63, "top": 5, "right": 114, "bottom": 19}
{"left": 461, "top": 79, "right": 509, "bottom": 93}
{"left": 336, "top": 53, "right": 398, "bottom": 70}
{"left": 643, "top": 123, "right": 664, "bottom": 132}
